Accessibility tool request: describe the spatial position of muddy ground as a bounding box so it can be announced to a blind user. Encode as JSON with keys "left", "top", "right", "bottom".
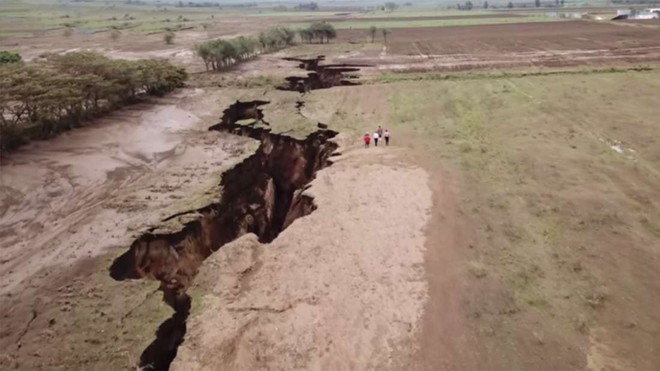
{"left": 0, "top": 86, "right": 259, "bottom": 369}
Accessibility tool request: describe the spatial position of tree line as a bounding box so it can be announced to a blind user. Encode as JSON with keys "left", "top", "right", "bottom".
{"left": 458, "top": 0, "right": 566, "bottom": 8}
{"left": 0, "top": 52, "right": 187, "bottom": 154}
{"left": 298, "top": 22, "right": 337, "bottom": 44}
{"left": 194, "top": 27, "right": 296, "bottom": 71}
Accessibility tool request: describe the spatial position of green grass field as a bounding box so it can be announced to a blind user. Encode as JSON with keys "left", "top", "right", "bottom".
{"left": 295, "top": 68, "right": 660, "bottom": 368}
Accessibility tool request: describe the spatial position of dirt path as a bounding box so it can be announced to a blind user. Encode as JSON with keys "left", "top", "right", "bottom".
{"left": 172, "top": 143, "right": 434, "bottom": 370}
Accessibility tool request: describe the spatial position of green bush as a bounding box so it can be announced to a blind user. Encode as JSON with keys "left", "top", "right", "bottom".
{"left": 0, "top": 51, "right": 22, "bottom": 64}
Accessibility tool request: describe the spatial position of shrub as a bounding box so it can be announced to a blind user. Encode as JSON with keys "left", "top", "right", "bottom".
{"left": 164, "top": 31, "right": 175, "bottom": 44}
{"left": 0, "top": 51, "right": 22, "bottom": 64}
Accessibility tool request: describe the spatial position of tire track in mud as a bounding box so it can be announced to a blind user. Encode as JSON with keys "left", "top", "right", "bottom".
{"left": 108, "top": 56, "right": 363, "bottom": 370}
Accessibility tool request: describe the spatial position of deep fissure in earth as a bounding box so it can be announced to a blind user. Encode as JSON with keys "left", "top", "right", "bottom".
{"left": 109, "top": 100, "right": 338, "bottom": 370}
{"left": 108, "top": 55, "right": 364, "bottom": 370}
{"left": 279, "top": 56, "right": 365, "bottom": 93}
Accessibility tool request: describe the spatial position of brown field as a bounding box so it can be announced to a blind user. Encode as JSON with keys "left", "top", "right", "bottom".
{"left": 622, "top": 18, "right": 660, "bottom": 25}
{"left": 338, "top": 21, "right": 660, "bottom": 71}
{"left": 291, "top": 13, "right": 526, "bottom": 23}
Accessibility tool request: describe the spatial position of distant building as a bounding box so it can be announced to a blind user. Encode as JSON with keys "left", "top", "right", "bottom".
{"left": 636, "top": 11, "right": 659, "bottom": 19}
{"left": 613, "top": 8, "right": 659, "bottom": 20}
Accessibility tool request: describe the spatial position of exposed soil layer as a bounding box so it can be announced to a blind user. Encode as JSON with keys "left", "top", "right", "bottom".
{"left": 109, "top": 100, "right": 338, "bottom": 370}
{"left": 218, "top": 100, "right": 270, "bottom": 126}
{"left": 279, "top": 56, "right": 366, "bottom": 92}
{"left": 338, "top": 21, "right": 660, "bottom": 71}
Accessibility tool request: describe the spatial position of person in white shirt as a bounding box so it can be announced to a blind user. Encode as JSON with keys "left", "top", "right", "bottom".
{"left": 384, "top": 129, "right": 390, "bottom": 146}
{"left": 372, "top": 131, "right": 380, "bottom": 146}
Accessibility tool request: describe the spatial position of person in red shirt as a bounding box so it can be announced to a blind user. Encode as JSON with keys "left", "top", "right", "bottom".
{"left": 363, "top": 133, "right": 371, "bottom": 147}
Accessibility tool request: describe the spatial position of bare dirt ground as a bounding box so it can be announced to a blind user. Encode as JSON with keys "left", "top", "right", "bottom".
{"left": 338, "top": 21, "right": 660, "bottom": 71}
{"left": 173, "top": 146, "right": 433, "bottom": 370}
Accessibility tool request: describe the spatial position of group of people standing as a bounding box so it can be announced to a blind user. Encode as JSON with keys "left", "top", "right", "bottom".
{"left": 364, "top": 126, "right": 390, "bottom": 147}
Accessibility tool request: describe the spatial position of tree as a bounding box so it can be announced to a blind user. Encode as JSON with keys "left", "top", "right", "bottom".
{"left": 323, "top": 23, "right": 337, "bottom": 43}
{"left": 306, "top": 22, "right": 336, "bottom": 44}
{"left": 560, "top": 0, "right": 564, "bottom": 6}
{"left": 298, "top": 28, "right": 313, "bottom": 44}
{"left": 535, "top": 0, "right": 540, "bottom": 7}
{"left": 465, "top": 1, "right": 473, "bottom": 10}
{"left": 194, "top": 43, "right": 212, "bottom": 70}
{"left": 296, "top": 2, "right": 318, "bottom": 10}
{"left": 164, "top": 31, "right": 175, "bottom": 44}
{"left": 384, "top": 2, "right": 398, "bottom": 11}
{"left": 382, "top": 28, "right": 390, "bottom": 44}
{"left": 369, "top": 25, "right": 377, "bottom": 43}
{"left": 484, "top": 1, "right": 489, "bottom": 8}
{"left": 507, "top": 1, "right": 514, "bottom": 7}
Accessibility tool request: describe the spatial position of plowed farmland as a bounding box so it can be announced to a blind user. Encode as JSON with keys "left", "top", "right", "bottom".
{"left": 339, "top": 21, "right": 660, "bottom": 71}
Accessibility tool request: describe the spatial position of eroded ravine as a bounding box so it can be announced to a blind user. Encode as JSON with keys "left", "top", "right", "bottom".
{"left": 279, "top": 56, "right": 366, "bottom": 93}
{"left": 109, "top": 55, "right": 364, "bottom": 370}
{"left": 109, "top": 100, "right": 337, "bottom": 370}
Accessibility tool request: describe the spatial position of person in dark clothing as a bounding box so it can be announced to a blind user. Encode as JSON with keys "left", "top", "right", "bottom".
{"left": 384, "top": 129, "right": 390, "bottom": 146}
